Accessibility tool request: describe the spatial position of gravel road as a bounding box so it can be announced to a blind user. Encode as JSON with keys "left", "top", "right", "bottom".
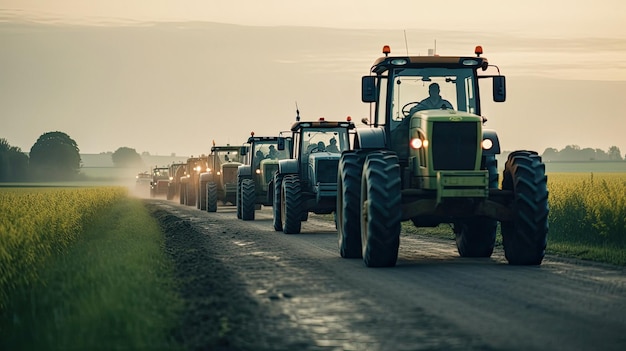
{"left": 145, "top": 200, "right": 626, "bottom": 351}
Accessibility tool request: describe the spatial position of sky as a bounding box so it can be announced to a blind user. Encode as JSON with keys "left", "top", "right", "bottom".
{"left": 1, "top": 0, "right": 626, "bottom": 157}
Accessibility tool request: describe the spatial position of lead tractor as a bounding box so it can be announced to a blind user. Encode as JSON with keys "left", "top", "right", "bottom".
{"left": 273, "top": 117, "right": 355, "bottom": 234}
{"left": 337, "top": 45, "right": 548, "bottom": 267}
{"left": 236, "top": 133, "right": 293, "bottom": 220}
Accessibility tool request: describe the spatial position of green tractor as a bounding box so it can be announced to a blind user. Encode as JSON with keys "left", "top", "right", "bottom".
{"left": 203, "top": 145, "right": 245, "bottom": 212}
{"left": 236, "top": 133, "right": 293, "bottom": 220}
{"left": 166, "top": 162, "right": 185, "bottom": 202}
{"left": 149, "top": 166, "right": 170, "bottom": 198}
{"left": 337, "top": 45, "right": 548, "bottom": 267}
{"left": 180, "top": 155, "right": 209, "bottom": 207}
{"left": 273, "top": 117, "right": 355, "bottom": 234}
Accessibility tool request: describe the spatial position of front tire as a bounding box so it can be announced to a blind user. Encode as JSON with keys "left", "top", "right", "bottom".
{"left": 501, "top": 151, "right": 549, "bottom": 265}
{"left": 241, "top": 178, "right": 256, "bottom": 220}
{"left": 361, "top": 152, "right": 401, "bottom": 267}
{"left": 281, "top": 175, "right": 302, "bottom": 234}
{"left": 236, "top": 176, "right": 243, "bottom": 219}
{"left": 198, "top": 180, "right": 208, "bottom": 211}
{"left": 207, "top": 182, "right": 218, "bottom": 212}
{"left": 272, "top": 173, "right": 284, "bottom": 231}
{"left": 337, "top": 150, "right": 366, "bottom": 258}
{"left": 454, "top": 155, "right": 498, "bottom": 257}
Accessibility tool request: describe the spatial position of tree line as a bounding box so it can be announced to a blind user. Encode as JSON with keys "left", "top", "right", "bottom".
{"left": 541, "top": 145, "right": 624, "bottom": 162}
{"left": 1, "top": 132, "right": 145, "bottom": 182}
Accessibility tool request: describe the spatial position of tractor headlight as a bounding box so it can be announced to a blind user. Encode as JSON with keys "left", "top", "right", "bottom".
{"left": 217, "top": 171, "right": 221, "bottom": 175}
{"left": 482, "top": 138, "right": 493, "bottom": 150}
{"left": 410, "top": 138, "right": 429, "bottom": 149}
{"left": 255, "top": 169, "right": 261, "bottom": 174}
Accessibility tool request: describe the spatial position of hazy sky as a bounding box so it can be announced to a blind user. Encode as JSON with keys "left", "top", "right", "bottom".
{"left": 1, "top": 1, "right": 626, "bottom": 157}
{"left": 3, "top": 0, "right": 625, "bottom": 36}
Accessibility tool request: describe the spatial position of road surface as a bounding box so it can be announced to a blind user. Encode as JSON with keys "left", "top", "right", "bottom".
{"left": 146, "top": 200, "right": 626, "bottom": 351}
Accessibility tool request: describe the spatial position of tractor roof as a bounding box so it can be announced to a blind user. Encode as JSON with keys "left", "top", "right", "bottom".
{"left": 247, "top": 135, "right": 281, "bottom": 143}
{"left": 370, "top": 46, "right": 489, "bottom": 74}
{"left": 290, "top": 118, "right": 355, "bottom": 132}
{"left": 211, "top": 146, "right": 242, "bottom": 153}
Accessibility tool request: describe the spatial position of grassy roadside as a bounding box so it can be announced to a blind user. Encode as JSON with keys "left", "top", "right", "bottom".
{"left": 0, "top": 197, "right": 182, "bottom": 350}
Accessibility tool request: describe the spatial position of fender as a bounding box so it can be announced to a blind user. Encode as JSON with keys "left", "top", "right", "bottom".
{"left": 354, "top": 127, "right": 386, "bottom": 149}
{"left": 237, "top": 165, "right": 252, "bottom": 177}
{"left": 482, "top": 129, "right": 501, "bottom": 155}
{"left": 199, "top": 172, "right": 212, "bottom": 182}
{"left": 278, "top": 159, "right": 298, "bottom": 175}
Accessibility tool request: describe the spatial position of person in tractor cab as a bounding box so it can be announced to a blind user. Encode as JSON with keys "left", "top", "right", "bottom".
{"left": 267, "top": 145, "right": 279, "bottom": 159}
{"left": 408, "top": 82, "right": 453, "bottom": 115}
{"left": 326, "top": 137, "right": 340, "bottom": 153}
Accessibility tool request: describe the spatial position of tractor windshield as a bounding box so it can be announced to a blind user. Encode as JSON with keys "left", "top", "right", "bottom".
{"left": 300, "top": 128, "right": 350, "bottom": 157}
{"left": 252, "top": 140, "right": 291, "bottom": 169}
{"left": 385, "top": 67, "right": 477, "bottom": 129}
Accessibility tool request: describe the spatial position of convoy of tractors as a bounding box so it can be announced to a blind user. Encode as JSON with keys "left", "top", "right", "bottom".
{"left": 148, "top": 46, "right": 549, "bottom": 268}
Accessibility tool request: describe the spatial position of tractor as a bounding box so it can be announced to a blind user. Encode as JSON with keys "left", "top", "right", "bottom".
{"left": 337, "top": 45, "right": 548, "bottom": 267}
{"left": 179, "top": 155, "right": 209, "bottom": 207}
{"left": 202, "top": 145, "right": 245, "bottom": 212}
{"left": 149, "top": 166, "right": 170, "bottom": 198}
{"left": 273, "top": 117, "right": 355, "bottom": 234}
{"left": 236, "top": 133, "right": 293, "bottom": 220}
{"left": 167, "top": 162, "right": 185, "bottom": 202}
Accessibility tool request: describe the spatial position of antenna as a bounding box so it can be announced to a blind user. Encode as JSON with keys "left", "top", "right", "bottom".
{"left": 295, "top": 101, "right": 300, "bottom": 121}
{"left": 434, "top": 39, "right": 437, "bottom": 55}
{"left": 403, "top": 30, "right": 409, "bottom": 55}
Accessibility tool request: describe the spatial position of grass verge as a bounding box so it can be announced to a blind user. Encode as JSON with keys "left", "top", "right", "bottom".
{"left": 0, "top": 197, "right": 182, "bottom": 350}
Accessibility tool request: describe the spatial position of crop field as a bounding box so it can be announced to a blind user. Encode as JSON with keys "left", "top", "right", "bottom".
{"left": 0, "top": 186, "right": 127, "bottom": 308}
{"left": 547, "top": 173, "right": 626, "bottom": 265}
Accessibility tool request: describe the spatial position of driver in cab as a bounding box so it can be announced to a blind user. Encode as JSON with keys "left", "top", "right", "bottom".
{"left": 408, "top": 82, "right": 453, "bottom": 115}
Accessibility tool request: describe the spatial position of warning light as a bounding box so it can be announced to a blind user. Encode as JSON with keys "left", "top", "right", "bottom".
{"left": 319, "top": 117, "right": 325, "bottom": 121}
{"left": 383, "top": 45, "right": 391, "bottom": 57}
{"left": 475, "top": 46, "right": 483, "bottom": 57}
{"left": 346, "top": 116, "right": 352, "bottom": 122}
{"left": 251, "top": 131, "right": 255, "bottom": 136}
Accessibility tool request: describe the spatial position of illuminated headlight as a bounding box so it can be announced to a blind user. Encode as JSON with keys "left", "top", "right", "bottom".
{"left": 194, "top": 166, "right": 201, "bottom": 172}
{"left": 217, "top": 171, "right": 221, "bottom": 175}
{"left": 255, "top": 169, "right": 261, "bottom": 174}
{"left": 169, "top": 176, "right": 173, "bottom": 181}
{"left": 410, "top": 138, "right": 429, "bottom": 149}
{"left": 482, "top": 139, "right": 493, "bottom": 150}
{"left": 186, "top": 174, "right": 191, "bottom": 178}
{"left": 207, "top": 168, "right": 212, "bottom": 173}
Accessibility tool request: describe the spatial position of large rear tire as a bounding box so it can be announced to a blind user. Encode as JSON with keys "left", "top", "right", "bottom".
{"left": 281, "top": 175, "right": 302, "bottom": 234}
{"left": 361, "top": 152, "right": 401, "bottom": 267}
{"left": 272, "top": 173, "right": 284, "bottom": 231}
{"left": 454, "top": 155, "right": 498, "bottom": 257}
{"left": 501, "top": 151, "right": 549, "bottom": 265}
{"left": 207, "top": 182, "right": 218, "bottom": 212}
{"left": 241, "top": 178, "right": 256, "bottom": 221}
{"left": 337, "top": 150, "right": 366, "bottom": 258}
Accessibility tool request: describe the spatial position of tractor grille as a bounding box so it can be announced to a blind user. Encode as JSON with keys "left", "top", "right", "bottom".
{"left": 316, "top": 159, "right": 339, "bottom": 183}
{"left": 263, "top": 164, "right": 278, "bottom": 184}
{"left": 431, "top": 122, "right": 478, "bottom": 170}
{"left": 222, "top": 167, "right": 238, "bottom": 185}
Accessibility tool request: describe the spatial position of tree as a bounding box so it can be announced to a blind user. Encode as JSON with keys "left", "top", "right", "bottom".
{"left": 607, "top": 146, "right": 623, "bottom": 161}
{"left": 0, "top": 138, "right": 29, "bottom": 181}
{"left": 541, "top": 148, "right": 559, "bottom": 162}
{"left": 111, "top": 147, "right": 144, "bottom": 168}
{"left": 29, "top": 131, "right": 81, "bottom": 180}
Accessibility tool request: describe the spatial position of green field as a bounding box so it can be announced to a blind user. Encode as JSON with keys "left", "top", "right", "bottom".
{"left": 0, "top": 188, "right": 182, "bottom": 350}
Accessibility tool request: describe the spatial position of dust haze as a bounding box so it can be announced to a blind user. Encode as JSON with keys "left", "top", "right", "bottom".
{"left": 1, "top": 13, "right": 626, "bottom": 157}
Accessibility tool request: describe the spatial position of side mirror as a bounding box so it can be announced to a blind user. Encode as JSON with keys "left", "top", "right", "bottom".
{"left": 240, "top": 146, "right": 248, "bottom": 156}
{"left": 277, "top": 137, "right": 285, "bottom": 151}
{"left": 493, "top": 76, "right": 506, "bottom": 102}
{"left": 362, "top": 76, "right": 377, "bottom": 103}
